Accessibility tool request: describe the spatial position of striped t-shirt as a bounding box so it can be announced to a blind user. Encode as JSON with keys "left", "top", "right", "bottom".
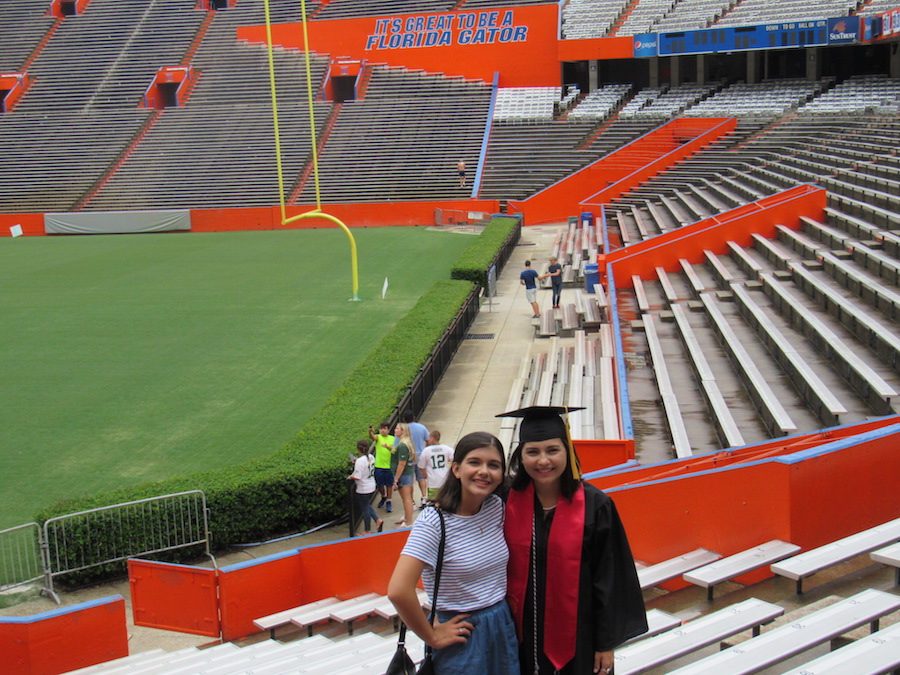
{"left": 401, "top": 495, "right": 508, "bottom": 612}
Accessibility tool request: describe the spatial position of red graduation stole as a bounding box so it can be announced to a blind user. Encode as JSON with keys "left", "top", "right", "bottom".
{"left": 505, "top": 482, "right": 585, "bottom": 670}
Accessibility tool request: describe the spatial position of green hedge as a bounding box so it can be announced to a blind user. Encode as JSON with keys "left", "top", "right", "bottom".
{"left": 450, "top": 216, "right": 521, "bottom": 285}
{"left": 36, "top": 279, "right": 476, "bottom": 562}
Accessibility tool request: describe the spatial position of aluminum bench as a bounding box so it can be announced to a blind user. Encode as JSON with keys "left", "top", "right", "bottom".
{"left": 684, "top": 540, "right": 801, "bottom": 601}
{"left": 771, "top": 518, "right": 900, "bottom": 594}
{"left": 614, "top": 598, "right": 783, "bottom": 674}
{"left": 638, "top": 548, "right": 721, "bottom": 590}
{"left": 781, "top": 620, "right": 900, "bottom": 675}
{"left": 670, "top": 589, "right": 900, "bottom": 674}
{"left": 870, "top": 541, "right": 900, "bottom": 586}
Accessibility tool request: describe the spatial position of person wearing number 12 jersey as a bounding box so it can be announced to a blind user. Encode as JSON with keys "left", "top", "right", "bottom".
{"left": 418, "top": 430, "right": 455, "bottom": 501}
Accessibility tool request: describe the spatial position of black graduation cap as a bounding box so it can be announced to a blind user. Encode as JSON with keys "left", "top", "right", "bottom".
{"left": 496, "top": 405, "right": 584, "bottom": 479}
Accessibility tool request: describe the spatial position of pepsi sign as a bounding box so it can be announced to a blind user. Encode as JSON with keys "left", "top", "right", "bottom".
{"left": 633, "top": 33, "right": 658, "bottom": 57}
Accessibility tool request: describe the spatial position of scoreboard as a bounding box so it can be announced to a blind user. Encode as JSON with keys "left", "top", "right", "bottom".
{"left": 632, "top": 16, "right": 861, "bottom": 58}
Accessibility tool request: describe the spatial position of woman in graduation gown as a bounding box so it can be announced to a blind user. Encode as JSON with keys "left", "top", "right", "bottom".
{"left": 500, "top": 406, "right": 647, "bottom": 675}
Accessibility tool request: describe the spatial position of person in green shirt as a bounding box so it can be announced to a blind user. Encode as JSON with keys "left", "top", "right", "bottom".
{"left": 369, "top": 422, "right": 395, "bottom": 513}
{"left": 391, "top": 422, "right": 417, "bottom": 527}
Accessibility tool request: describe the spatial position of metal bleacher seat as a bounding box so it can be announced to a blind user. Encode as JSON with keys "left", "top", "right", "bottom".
{"left": 771, "top": 517, "right": 900, "bottom": 594}
{"left": 871, "top": 542, "right": 900, "bottom": 586}
{"left": 614, "top": 598, "right": 784, "bottom": 674}
{"left": 669, "top": 589, "right": 900, "bottom": 674}
{"left": 638, "top": 548, "right": 722, "bottom": 590}
{"left": 781, "top": 620, "right": 900, "bottom": 674}
{"left": 683, "top": 540, "right": 801, "bottom": 601}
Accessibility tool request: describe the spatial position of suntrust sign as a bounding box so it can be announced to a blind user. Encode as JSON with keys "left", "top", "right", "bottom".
{"left": 365, "top": 10, "right": 528, "bottom": 50}
{"left": 827, "top": 17, "right": 859, "bottom": 44}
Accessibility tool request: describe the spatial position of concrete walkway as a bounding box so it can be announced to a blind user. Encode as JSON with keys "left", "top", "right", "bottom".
{"left": 421, "top": 224, "right": 563, "bottom": 445}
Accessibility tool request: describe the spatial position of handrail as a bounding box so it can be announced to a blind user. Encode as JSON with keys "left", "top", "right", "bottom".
{"left": 471, "top": 70, "right": 498, "bottom": 199}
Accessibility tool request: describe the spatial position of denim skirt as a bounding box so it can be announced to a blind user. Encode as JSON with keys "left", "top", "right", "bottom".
{"left": 432, "top": 600, "right": 520, "bottom": 675}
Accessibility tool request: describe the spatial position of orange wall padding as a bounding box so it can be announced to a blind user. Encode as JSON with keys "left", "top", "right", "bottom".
{"left": 237, "top": 4, "right": 562, "bottom": 86}
{"left": 591, "top": 417, "right": 900, "bottom": 491}
{"left": 0, "top": 199, "right": 501, "bottom": 238}
{"left": 599, "top": 423, "right": 900, "bottom": 587}
{"left": 190, "top": 199, "right": 501, "bottom": 232}
{"left": 0, "top": 213, "right": 45, "bottom": 236}
{"left": 0, "top": 596, "right": 128, "bottom": 675}
{"left": 606, "top": 184, "right": 826, "bottom": 279}
{"left": 574, "top": 439, "right": 634, "bottom": 473}
{"left": 129, "top": 560, "right": 220, "bottom": 637}
{"left": 788, "top": 433, "right": 900, "bottom": 550}
{"left": 606, "top": 462, "right": 792, "bottom": 565}
{"left": 558, "top": 36, "right": 635, "bottom": 61}
{"left": 219, "top": 550, "right": 305, "bottom": 642}
{"left": 507, "top": 118, "right": 734, "bottom": 225}
{"left": 218, "top": 532, "right": 409, "bottom": 641}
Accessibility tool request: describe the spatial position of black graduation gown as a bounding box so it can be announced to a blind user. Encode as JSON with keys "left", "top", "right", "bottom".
{"left": 520, "top": 484, "right": 647, "bottom": 675}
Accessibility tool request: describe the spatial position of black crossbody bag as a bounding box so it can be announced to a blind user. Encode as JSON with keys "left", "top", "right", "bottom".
{"left": 385, "top": 507, "right": 446, "bottom": 675}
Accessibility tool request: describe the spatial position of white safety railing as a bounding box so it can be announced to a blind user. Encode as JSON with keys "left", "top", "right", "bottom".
{"left": 0, "top": 522, "right": 43, "bottom": 592}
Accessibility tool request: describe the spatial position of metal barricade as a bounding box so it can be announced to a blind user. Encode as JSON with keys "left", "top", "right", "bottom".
{"left": 42, "top": 490, "right": 212, "bottom": 599}
{"left": 0, "top": 522, "right": 43, "bottom": 592}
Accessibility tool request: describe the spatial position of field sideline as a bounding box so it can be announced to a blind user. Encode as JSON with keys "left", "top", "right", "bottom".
{"left": 0, "top": 227, "right": 473, "bottom": 528}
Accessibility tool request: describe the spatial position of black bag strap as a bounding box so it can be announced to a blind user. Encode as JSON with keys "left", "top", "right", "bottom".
{"left": 394, "top": 507, "right": 447, "bottom": 665}
{"left": 428, "top": 507, "right": 446, "bottom": 623}
{"left": 420, "top": 506, "right": 446, "bottom": 661}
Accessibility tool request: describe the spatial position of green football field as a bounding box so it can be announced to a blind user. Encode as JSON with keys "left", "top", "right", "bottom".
{"left": 0, "top": 227, "right": 473, "bottom": 528}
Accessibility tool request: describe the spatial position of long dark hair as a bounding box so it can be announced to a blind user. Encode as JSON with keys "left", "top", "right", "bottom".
{"left": 434, "top": 432, "right": 506, "bottom": 513}
{"left": 508, "top": 436, "right": 581, "bottom": 500}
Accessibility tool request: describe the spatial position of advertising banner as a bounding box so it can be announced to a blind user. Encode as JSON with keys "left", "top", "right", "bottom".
{"left": 827, "top": 16, "right": 859, "bottom": 45}
{"left": 633, "top": 33, "right": 658, "bottom": 57}
{"left": 239, "top": 4, "right": 561, "bottom": 86}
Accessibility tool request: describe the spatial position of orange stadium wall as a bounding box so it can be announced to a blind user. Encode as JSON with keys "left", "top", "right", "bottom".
{"left": 601, "top": 423, "right": 900, "bottom": 589}
{"left": 128, "top": 560, "right": 220, "bottom": 637}
{"left": 787, "top": 428, "right": 900, "bottom": 550}
{"left": 589, "top": 417, "right": 900, "bottom": 492}
{"left": 0, "top": 595, "right": 128, "bottom": 675}
{"left": 558, "top": 36, "right": 635, "bottom": 62}
{"left": 574, "top": 439, "right": 635, "bottom": 473}
{"left": 189, "top": 199, "right": 501, "bottom": 231}
{"left": 0, "top": 213, "right": 44, "bottom": 236}
{"left": 0, "top": 200, "right": 501, "bottom": 237}
{"left": 130, "top": 532, "right": 410, "bottom": 642}
{"left": 506, "top": 117, "right": 734, "bottom": 225}
{"left": 237, "top": 4, "right": 563, "bottom": 86}
{"left": 606, "top": 184, "right": 827, "bottom": 280}
{"left": 219, "top": 532, "right": 408, "bottom": 640}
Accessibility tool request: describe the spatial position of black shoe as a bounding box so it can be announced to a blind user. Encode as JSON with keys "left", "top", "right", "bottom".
{"left": 377, "top": 497, "right": 386, "bottom": 509}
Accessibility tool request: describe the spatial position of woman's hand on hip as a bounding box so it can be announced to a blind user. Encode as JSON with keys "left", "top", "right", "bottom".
{"left": 594, "top": 650, "right": 614, "bottom": 673}
{"left": 429, "top": 613, "right": 473, "bottom": 649}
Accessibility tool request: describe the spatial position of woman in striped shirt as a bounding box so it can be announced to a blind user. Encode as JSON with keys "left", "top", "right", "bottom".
{"left": 388, "top": 431, "right": 520, "bottom": 674}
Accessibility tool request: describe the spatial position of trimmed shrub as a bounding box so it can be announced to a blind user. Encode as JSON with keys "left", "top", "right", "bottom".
{"left": 450, "top": 216, "right": 521, "bottom": 286}
{"left": 36, "top": 279, "right": 476, "bottom": 572}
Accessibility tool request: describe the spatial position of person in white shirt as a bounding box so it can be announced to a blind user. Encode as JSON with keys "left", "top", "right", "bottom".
{"left": 388, "top": 432, "right": 519, "bottom": 673}
{"left": 348, "top": 439, "right": 383, "bottom": 534}
{"left": 417, "top": 430, "right": 455, "bottom": 501}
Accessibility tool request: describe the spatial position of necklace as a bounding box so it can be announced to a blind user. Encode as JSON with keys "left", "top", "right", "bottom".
{"left": 531, "top": 515, "right": 540, "bottom": 675}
